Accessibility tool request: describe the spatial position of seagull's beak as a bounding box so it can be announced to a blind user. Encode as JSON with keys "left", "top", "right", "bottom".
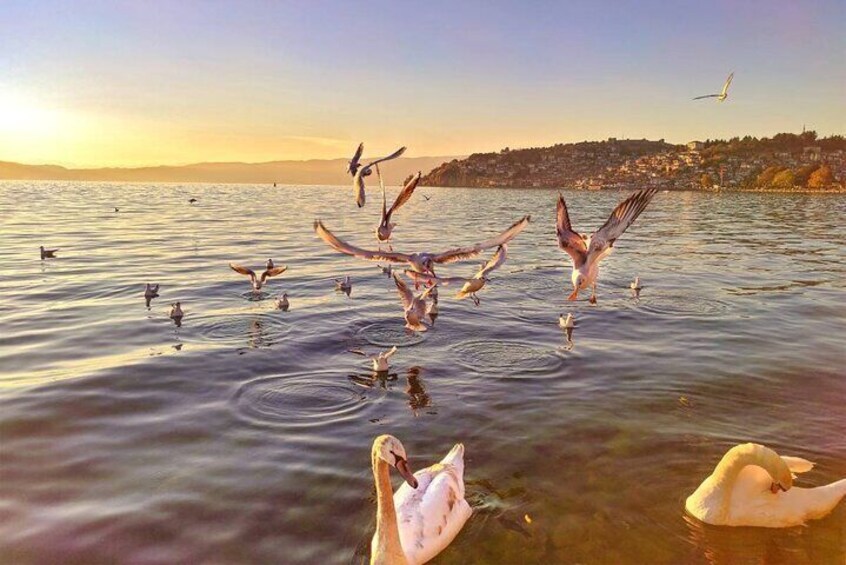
{"left": 395, "top": 457, "right": 418, "bottom": 488}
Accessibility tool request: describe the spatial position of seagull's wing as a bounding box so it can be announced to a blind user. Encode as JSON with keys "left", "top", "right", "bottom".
{"left": 590, "top": 188, "right": 657, "bottom": 253}
{"left": 393, "top": 274, "right": 414, "bottom": 310}
{"left": 261, "top": 266, "right": 288, "bottom": 282}
{"left": 692, "top": 94, "right": 719, "bottom": 100}
{"left": 378, "top": 165, "right": 388, "bottom": 224}
{"left": 431, "top": 215, "right": 530, "bottom": 264}
{"left": 314, "top": 220, "right": 411, "bottom": 263}
{"left": 230, "top": 263, "right": 256, "bottom": 280}
{"left": 383, "top": 346, "right": 398, "bottom": 359}
{"left": 721, "top": 72, "right": 734, "bottom": 96}
{"left": 477, "top": 245, "right": 507, "bottom": 278}
{"left": 386, "top": 172, "right": 421, "bottom": 221}
{"left": 556, "top": 194, "right": 588, "bottom": 267}
{"left": 404, "top": 270, "right": 466, "bottom": 286}
{"left": 351, "top": 142, "right": 364, "bottom": 165}
{"left": 367, "top": 146, "right": 407, "bottom": 167}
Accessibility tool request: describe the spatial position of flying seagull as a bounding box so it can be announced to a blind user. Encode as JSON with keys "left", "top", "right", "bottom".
{"left": 405, "top": 245, "right": 507, "bottom": 306}
{"left": 353, "top": 146, "right": 406, "bottom": 208}
{"left": 229, "top": 259, "right": 288, "bottom": 291}
{"left": 314, "top": 215, "right": 530, "bottom": 278}
{"left": 693, "top": 72, "right": 734, "bottom": 102}
{"left": 376, "top": 166, "right": 421, "bottom": 244}
{"left": 393, "top": 274, "right": 437, "bottom": 332}
{"left": 557, "top": 189, "right": 657, "bottom": 303}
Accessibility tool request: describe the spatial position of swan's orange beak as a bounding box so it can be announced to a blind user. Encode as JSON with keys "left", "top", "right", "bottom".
{"left": 396, "top": 458, "right": 418, "bottom": 489}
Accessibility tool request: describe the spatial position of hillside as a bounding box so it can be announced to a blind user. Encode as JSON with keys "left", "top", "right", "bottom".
{"left": 0, "top": 155, "right": 460, "bottom": 185}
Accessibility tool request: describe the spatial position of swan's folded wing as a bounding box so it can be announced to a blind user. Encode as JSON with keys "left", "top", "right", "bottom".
{"left": 314, "top": 220, "right": 410, "bottom": 263}
{"left": 432, "top": 215, "right": 530, "bottom": 265}
{"left": 395, "top": 463, "right": 472, "bottom": 565}
{"left": 781, "top": 456, "right": 815, "bottom": 476}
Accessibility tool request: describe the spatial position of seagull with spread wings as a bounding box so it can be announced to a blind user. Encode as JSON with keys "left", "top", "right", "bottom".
{"left": 229, "top": 259, "right": 288, "bottom": 292}
{"left": 314, "top": 215, "right": 530, "bottom": 279}
{"left": 557, "top": 189, "right": 657, "bottom": 303}
{"left": 404, "top": 245, "right": 507, "bottom": 306}
{"left": 393, "top": 274, "right": 437, "bottom": 332}
{"left": 353, "top": 146, "right": 407, "bottom": 208}
{"left": 693, "top": 72, "right": 734, "bottom": 102}
{"left": 376, "top": 165, "right": 421, "bottom": 245}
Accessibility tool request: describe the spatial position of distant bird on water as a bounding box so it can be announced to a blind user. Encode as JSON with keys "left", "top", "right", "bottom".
{"left": 335, "top": 275, "right": 352, "bottom": 295}
{"left": 230, "top": 260, "right": 288, "bottom": 292}
{"left": 114, "top": 207, "right": 120, "bottom": 212}
{"left": 144, "top": 283, "right": 160, "bottom": 307}
{"left": 351, "top": 346, "right": 399, "bottom": 373}
{"left": 376, "top": 166, "right": 421, "bottom": 244}
{"left": 40, "top": 246, "right": 58, "bottom": 259}
{"left": 352, "top": 146, "right": 406, "bottom": 208}
{"left": 188, "top": 198, "right": 198, "bottom": 204}
{"left": 169, "top": 302, "right": 184, "bottom": 326}
{"left": 405, "top": 245, "right": 508, "bottom": 306}
{"left": 556, "top": 189, "right": 657, "bottom": 303}
{"left": 393, "top": 274, "right": 437, "bottom": 332}
{"left": 314, "top": 215, "right": 530, "bottom": 279}
{"left": 275, "top": 293, "right": 289, "bottom": 311}
{"left": 693, "top": 72, "right": 734, "bottom": 102}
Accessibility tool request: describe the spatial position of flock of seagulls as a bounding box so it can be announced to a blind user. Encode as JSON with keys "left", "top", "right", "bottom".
{"left": 37, "top": 125, "right": 846, "bottom": 565}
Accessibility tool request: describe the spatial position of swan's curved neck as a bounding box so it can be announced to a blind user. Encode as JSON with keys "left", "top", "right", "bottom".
{"left": 708, "top": 444, "right": 788, "bottom": 517}
{"left": 371, "top": 452, "right": 408, "bottom": 565}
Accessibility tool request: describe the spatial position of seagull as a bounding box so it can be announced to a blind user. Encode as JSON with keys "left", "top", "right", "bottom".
{"left": 169, "top": 302, "right": 184, "bottom": 326}
{"left": 559, "top": 313, "right": 575, "bottom": 330}
{"left": 353, "top": 146, "right": 406, "bottom": 208}
{"left": 556, "top": 189, "right": 657, "bottom": 303}
{"left": 275, "top": 293, "right": 289, "bottom": 311}
{"left": 351, "top": 346, "right": 399, "bottom": 372}
{"left": 693, "top": 72, "right": 734, "bottom": 102}
{"left": 188, "top": 198, "right": 198, "bottom": 204}
{"left": 393, "top": 274, "right": 437, "bottom": 332}
{"left": 347, "top": 142, "right": 365, "bottom": 176}
{"left": 229, "top": 261, "right": 288, "bottom": 292}
{"left": 40, "top": 246, "right": 58, "bottom": 259}
{"left": 144, "top": 283, "right": 160, "bottom": 307}
{"left": 405, "top": 245, "right": 507, "bottom": 306}
{"left": 630, "top": 277, "right": 643, "bottom": 297}
{"left": 314, "top": 215, "right": 530, "bottom": 279}
{"left": 114, "top": 207, "right": 120, "bottom": 212}
{"left": 422, "top": 194, "right": 432, "bottom": 201}
{"left": 377, "top": 264, "right": 393, "bottom": 277}
{"left": 335, "top": 275, "right": 352, "bottom": 295}
{"left": 376, "top": 167, "right": 421, "bottom": 244}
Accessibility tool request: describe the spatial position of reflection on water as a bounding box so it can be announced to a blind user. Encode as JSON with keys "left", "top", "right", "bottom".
{"left": 0, "top": 183, "right": 845, "bottom": 564}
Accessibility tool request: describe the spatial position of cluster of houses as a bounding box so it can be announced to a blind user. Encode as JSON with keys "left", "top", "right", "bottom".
{"left": 421, "top": 138, "right": 845, "bottom": 191}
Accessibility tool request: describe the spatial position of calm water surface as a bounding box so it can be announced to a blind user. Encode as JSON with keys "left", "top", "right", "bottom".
{"left": 1, "top": 182, "right": 845, "bottom": 564}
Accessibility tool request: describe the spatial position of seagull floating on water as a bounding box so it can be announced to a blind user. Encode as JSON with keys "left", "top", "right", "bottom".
{"left": 376, "top": 166, "right": 421, "bottom": 244}
{"left": 393, "top": 274, "right": 437, "bottom": 332}
{"left": 144, "top": 283, "right": 160, "bottom": 307}
{"left": 405, "top": 245, "right": 507, "bottom": 306}
{"left": 556, "top": 189, "right": 657, "bottom": 303}
{"left": 352, "top": 146, "right": 406, "bottom": 208}
{"left": 630, "top": 276, "right": 643, "bottom": 297}
{"left": 335, "top": 275, "right": 352, "bottom": 295}
{"left": 275, "top": 293, "right": 289, "bottom": 311}
{"left": 188, "top": 198, "right": 198, "bottom": 204}
{"left": 169, "top": 302, "right": 184, "bottom": 326}
{"left": 693, "top": 72, "right": 734, "bottom": 102}
{"left": 229, "top": 260, "right": 288, "bottom": 292}
{"left": 367, "top": 346, "right": 398, "bottom": 372}
{"left": 314, "top": 216, "right": 530, "bottom": 279}
{"left": 40, "top": 246, "right": 58, "bottom": 259}
{"left": 559, "top": 312, "right": 575, "bottom": 330}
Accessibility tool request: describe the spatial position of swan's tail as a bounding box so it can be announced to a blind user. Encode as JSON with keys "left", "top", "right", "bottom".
{"left": 440, "top": 443, "right": 465, "bottom": 474}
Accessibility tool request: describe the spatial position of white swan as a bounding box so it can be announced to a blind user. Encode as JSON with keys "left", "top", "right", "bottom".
{"left": 370, "top": 434, "right": 472, "bottom": 565}
{"left": 686, "top": 443, "right": 846, "bottom": 528}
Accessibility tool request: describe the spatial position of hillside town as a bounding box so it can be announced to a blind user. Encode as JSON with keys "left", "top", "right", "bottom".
{"left": 420, "top": 132, "right": 845, "bottom": 191}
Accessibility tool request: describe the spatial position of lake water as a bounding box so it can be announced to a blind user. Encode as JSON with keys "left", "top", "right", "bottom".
{"left": 1, "top": 181, "right": 844, "bottom": 564}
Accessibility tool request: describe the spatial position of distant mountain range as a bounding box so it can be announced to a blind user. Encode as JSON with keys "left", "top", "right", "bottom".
{"left": 0, "top": 156, "right": 461, "bottom": 185}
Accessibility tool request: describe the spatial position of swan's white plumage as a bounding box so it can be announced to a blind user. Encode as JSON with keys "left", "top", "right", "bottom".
{"left": 686, "top": 443, "right": 846, "bottom": 528}
{"left": 392, "top": 444, "right": 472, "bottom": 564}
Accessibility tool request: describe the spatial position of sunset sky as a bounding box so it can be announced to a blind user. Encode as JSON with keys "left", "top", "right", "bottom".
{"left": 1, "top": 0, "right": 843, "bottom": 168}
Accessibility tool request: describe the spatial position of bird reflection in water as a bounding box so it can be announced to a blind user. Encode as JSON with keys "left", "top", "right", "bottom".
{"left": 247, "top": 316, "right": 274, "bottom": 348}
{"left": 405, "top": 366, "right": 432, "bottom": 416}
{"left": 348, "top": 370, "right": 398, "bottom": 389}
